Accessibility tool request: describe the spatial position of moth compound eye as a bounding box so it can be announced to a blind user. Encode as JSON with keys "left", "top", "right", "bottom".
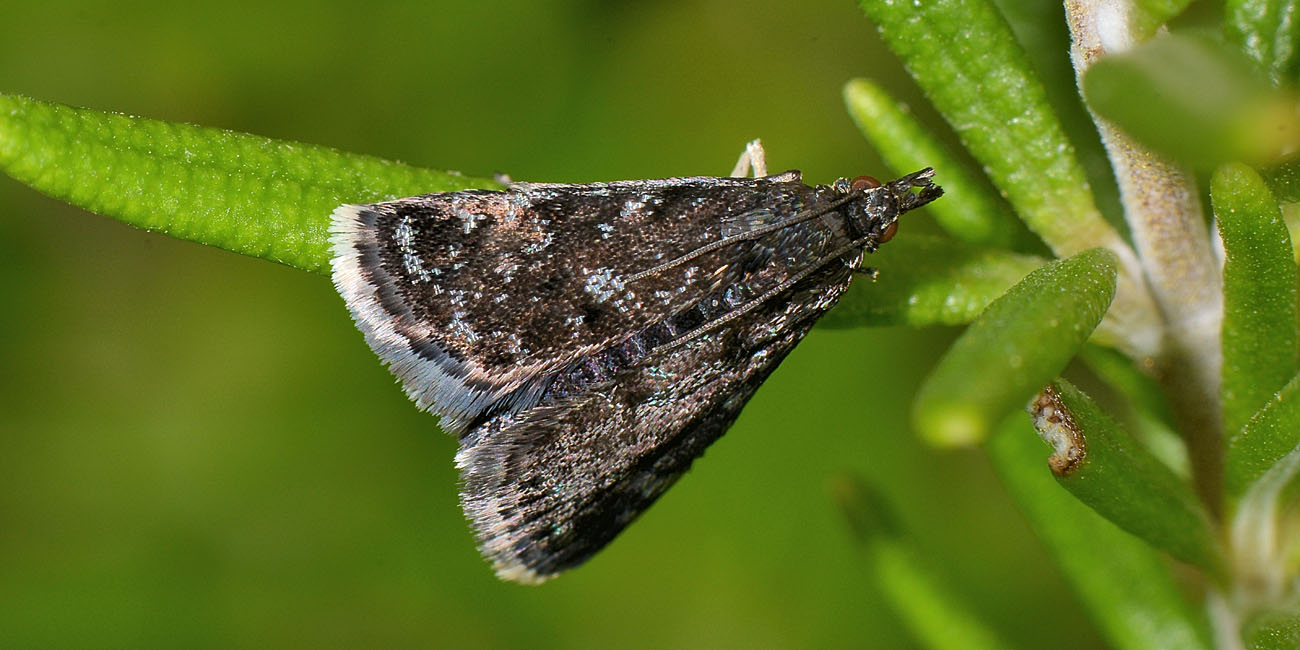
{"left": 850, "top": 175, "right": 881, "bottom": 191}
{"left": 878, "top": 220, "right": 899, "bottom": 243}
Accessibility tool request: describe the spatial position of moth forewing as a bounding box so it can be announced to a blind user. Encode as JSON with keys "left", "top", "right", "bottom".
{"left": 329, "top": 143, "right": 941, "bottom": 582}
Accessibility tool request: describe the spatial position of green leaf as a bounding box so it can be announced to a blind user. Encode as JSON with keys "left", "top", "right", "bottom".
{"left": 912, "top": 248, "right": 1117, "bottom": 446}
{"left": 1077, "top": 345, "right": 1190, "bottom": 478}
{"left": 1026, "top": 379, "right": 1224, "bottom": 575}
{"left": 1083, "top": 34, "right": 1300, "bottom": 169}
{"left": 1227, "top": 370, "right": 1300, "bottom": 499}
{"left": 1244, "top": 609, "right": 1300, "bottom": 649}
{"left": 1129, "top": 0, "right": 1195, "bottom": 38}
{"left": 830, "top": 475, "right": 1015, "bottom": 650}
{"left": 1262, "top": 160, "right": 1300, "bottom": 204}
{"left": 842, "top": 78, "right": 1034, "bottom": 250}
{"left": 989, "top": 418, "right": 1216, "bottom": 650}
{"left": 0, "top": 93, "right": 499, "bottom": 274}
{"left": 856, "top": 0, "right": 1116, "bottom": 258}
{"left": 1213, "top": 162, "right": 1299, "bottom": 437}
{"left": 820, "top": 235, "right": 1044, "bottom": 328}
{"left": 1286, "top": 202, "right": 1300, "bottom": 264}
{"left": 1230, "top": 436, "right": 1300, "bottom": 618}
{"left": 1226, "top": 0, "right": 1300, "bottom": 84}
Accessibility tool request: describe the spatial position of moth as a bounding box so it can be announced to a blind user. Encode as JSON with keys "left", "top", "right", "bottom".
{"left": 329, "top": 141, "right": 941, "bottom": 583}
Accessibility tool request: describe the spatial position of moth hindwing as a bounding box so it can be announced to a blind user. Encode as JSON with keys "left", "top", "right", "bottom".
{"left": 330, "top": 157, "right": 941, "bottom": 583}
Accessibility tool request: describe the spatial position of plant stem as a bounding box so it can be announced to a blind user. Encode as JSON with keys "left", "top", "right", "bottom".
{"left": 1065, "top": 0, "right": 1225, "bottom": 510}
{"left": 1208, "top": 588, "right": 1247, "bottom": 650}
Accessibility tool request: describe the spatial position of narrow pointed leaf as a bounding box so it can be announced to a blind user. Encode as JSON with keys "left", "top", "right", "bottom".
{"left": 1077, "top": 345, "right": 1190, "bottom": 477}
{"left": 1027, "top": 379, "right": 1224, "bottom": 574}
{"left": 1287, "top": 203, "right": 1300, "bottom": 263}
{"left": 842, "top": 78, "right": 1034, "bottom": 250}
{"left": 1077, "top": 345, "right": 1179, "bottom": 438}
{"left": 859, "top": 0, "right": 1161, "bottom": 366}
{"left": 1245, "top": 609, "right": 1300, "bottom": 649}
{"left": 989, "top": 418, "right": 1216, "bottom": 650}
{"left": 831, "top": 475, "right": 1015, "bottom": 650}
{"left": 1230, "top": 438, "right": 1300, "bottom": 608}
{"left": 0, "top": 93, "right": 499, "bottom": 274}
{"left": 912, "top": 248, "right": 1117, "bottom": 446}
{"left": 1129, "top": 0, "right": 1196, "bottom": 39}
{"left": 1226, "top": 0, "right": 1300, "bottom": 84}
{"left": 1083, "top": 34, "right": 1300, "bottom": 169}
{"left": 1227, "top": 370, "right": 1300, "bottom": 499}
{"left": 1262, "top": 160, "right": 1300, "bottom": 203}
{"left": 820, "top": 235, "right": 1044, "bottom": 328}
{"left": 1213, "top": 162, "right": 1299, "bottom": 437}
{"left": 856, "top": 0, "right": 1117, "bottom": 257}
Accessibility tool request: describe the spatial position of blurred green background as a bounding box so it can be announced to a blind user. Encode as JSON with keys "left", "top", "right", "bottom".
{"left": 0, "top": 1, "right": 1108, "bottom": 648}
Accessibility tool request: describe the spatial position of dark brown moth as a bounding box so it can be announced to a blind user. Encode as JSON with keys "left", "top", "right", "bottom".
{"left": 329, "top": 142, "right": 941, "bottom": 583}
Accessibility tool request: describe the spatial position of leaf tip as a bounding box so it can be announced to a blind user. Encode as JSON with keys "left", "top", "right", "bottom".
{"left": 1211, "top": 160, "right": 1261, "bottom": 195}
{"left": 842, "top": 77, "right": 876, "bottom": 104}
{"left": 914, "top": 402, "right": 987, "bottom": 447}
{"left": 842, "top": 78, "right": 889, "bottom": 131}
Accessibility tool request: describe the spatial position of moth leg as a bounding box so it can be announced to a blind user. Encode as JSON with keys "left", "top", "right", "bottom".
{"left": 729, "top": 139, "right": 767, "bottom": 178}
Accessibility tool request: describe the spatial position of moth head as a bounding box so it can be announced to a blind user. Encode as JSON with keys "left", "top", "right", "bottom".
{"left": 839, "top": 175, "right": 901, "bottom": 245}
{"left": 841, "top": 168, "right": 943, "bottom": 246}
{"left": 850, "top": 175, "right": 901, "bottom": 243}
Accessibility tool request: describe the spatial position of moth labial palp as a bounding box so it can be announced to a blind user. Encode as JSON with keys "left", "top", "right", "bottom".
{"left": 327, "top": 139, "right": 942, "bottom": 584}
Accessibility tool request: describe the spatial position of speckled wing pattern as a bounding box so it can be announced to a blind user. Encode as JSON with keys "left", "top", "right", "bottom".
{"left": 329, "top": 172, "right": 818, "bottom": 435}
{"left": 329, "top": 169, "right": 937, "bottom": 583}
{"left": 453, "top": 256, "right": 852, "bottom": 583}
